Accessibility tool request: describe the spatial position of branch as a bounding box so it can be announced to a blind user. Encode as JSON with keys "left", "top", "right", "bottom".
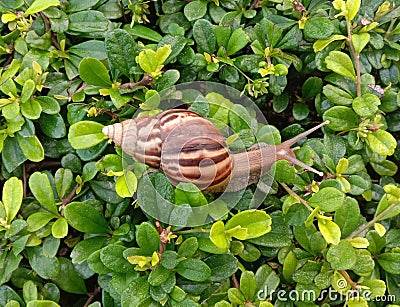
{"left": 40, "top": 12, "right": 62, "bottom": 51}
{"left": 83, "top": 286, "right": 101, "bottom": 307}
{"left": 61, "top": 184, "right": 79, "bottom": 208}
{"left": 346, "top": 20, "right": 361, "bottom": 97}
{"left": 347, "top": 201, "right": 400, "bottom": 240}
{"left": 119, "top": 74, "right": 153, "bottom": 89}
{"left": 338, "top": 270, "right": 358, "bottom": 291}
{"left": 280, "top": 182, "right": 314, "bottom": 212}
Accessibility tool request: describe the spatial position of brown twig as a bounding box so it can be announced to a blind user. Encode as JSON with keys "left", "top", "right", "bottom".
{"left": 84, "top": 285, "right": 101, "bottom": 307}
{"left": 119, "top": 74, "right": 153, "bottom": 89}
{"left": 232, "top": 273, "right": 240, "bottom": 289}
{"left": 280, "top": 182, "right": 314, "bottom": 212}
{"left": 347, "top": 200, "right": 400, "bottom": 239}
{"left": 249, "top": 0, "right": 261, "bottom": 10}
{"left": 120, "top": 0, "right": 127, "bottom": 22}
{"left": 25, "top": 160, "right": 62, "bottom": 173}
{"left": 61, "top": 184, "right": 79, "bottom": 208}
{"left": 40, "top": 12, "right": 62, "bottom": 51}
{"left": 3, "top": 46, "right": 15, "bottom": 67}
{"left": 346, "top": 20, "right": 361, "bottom": 97}
{"left": 338, "top": 270, "right": 358, "bottom": 291}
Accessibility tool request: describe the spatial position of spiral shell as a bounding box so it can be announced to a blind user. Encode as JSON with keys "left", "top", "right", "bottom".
{"left": 102, "top": 109, "right": 233, "bottom": 191}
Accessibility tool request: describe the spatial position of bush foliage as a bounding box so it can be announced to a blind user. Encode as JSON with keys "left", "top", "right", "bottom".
{"left": 1, "top": 0, "right": 400, "bottom": 306}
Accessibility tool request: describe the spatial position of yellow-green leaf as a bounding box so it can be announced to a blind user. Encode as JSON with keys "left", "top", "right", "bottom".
{"left": 3, "top": 177, "right": 23, "bottom": 223}
{"left": 25, "top": 0, "right": 60, "bottom": 15}
{"left": 318, "top": 217, "right": 341, "bottom": 245}
{"left": 348, "top": 237, "right": 369, "bottom": 248}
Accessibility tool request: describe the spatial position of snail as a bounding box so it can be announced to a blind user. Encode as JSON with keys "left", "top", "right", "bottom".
{"left": 102, "top": 109, "right": 329, "bottom": 192}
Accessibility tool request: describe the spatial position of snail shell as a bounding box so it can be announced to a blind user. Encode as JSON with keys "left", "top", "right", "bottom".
{"left": 102, "top": 109, "right": 233, "bottom": 191}
{"left": 103, "top": 109, "right": 329, "bottom": 192}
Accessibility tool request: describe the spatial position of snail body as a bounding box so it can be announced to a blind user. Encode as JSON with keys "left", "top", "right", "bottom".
{"left": 102, "top": 109, "right": 328, "bottom": 192}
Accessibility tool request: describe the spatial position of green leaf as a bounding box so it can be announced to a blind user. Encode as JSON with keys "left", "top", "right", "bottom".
{"left": 352, "top": 33, "right": 370, "bottom": 54}
{"left": 105, "top": 29, "right": 139, "bottom": 77}
{"left": 21, "top": 99, "right": 42, "bottom": 119}
{"left": 326, "top": 240, "right": 357, "bottom": 270}
{"left": 240, "top": 271, "right": 256, "bottom": 301}
{"left": 71, "top": 237, "right": 107, "bottom": 264}
{"left": 3, "top": 177, "right": 23, "bottom": 223}
{"left": 225, "top": 210, "right": 272, "bottom": 239}
{"left": 210, "top": 221, "right": 228, "bottom": 249}
{"left": 124, "top": 24, "right": 162, "bottom": 42}
{"left": 184, "top": 0, "right": 207, "bottom": 21}
{"left": 27, "top": 247, "right": 60, "bottom": 279}
{"left": 176, "top": 259, "right": 211, "bottom": 281}
{"left": 228, "top": 288, "right": 245, "bottom": 304}
{"left": 100, "top": 244, "right": 133, "bottom": 273}
{"left": 313, "top": 35, "right": 347, "bottom": 52}
{"left": 323, "top": 84, "right": 354, "bottom": 106}
{"left": 370, "top": 160, "right": 398, "bottom": 176}
{"left": 26, "top": 300, "right": 61, "bottom": 307}
{"left": 68, "top": 40, "right": 107, "bottom": 60}
{"left": 377, "top": 252, "right": 400, "bottom": 274}
{"left": 23, "top": 280, "right": 38, "bottom": 302}
{"left": 352, "top": 94, "right": 380, "bottom": 117}
{"left": 51, "top": 257, "right": 87, "bottom": 294}
{"left": 68, "top": 120, "right": 108, "bottom": 149}
{"left": 27, "top": 212, "right": 56, "bottom": 232}
{"left": 309, "top": 187, "right": 345, "bottom": 212}
{"left": 228, "top": 104, "right": 251, "bottom": 132}
{"left": 273, "top": 160, "right": 296, "bottom": 183}
{"left": 203, "top": 254, "right": 238, "bottom": 282}
{"left": 334, "top": 197, "right": 360, "bottom": 237}
{"left": 325, "top": 51, "right": 356, "bottom": 79}
{"left": 68, "top": 11, "right": 109, "bottom": 33}
{"left": 38, "top": 113, "right": 66, "bottom": 139}
{"left": 148, "top": 265, "right": 170, "bottom": 286}
{"left": 323, "top": 106, "right": 359, "bottom": 131}
{"left": 304, "top": 16, "right": 335, "bottom": 40}
{"left": 28, "top": 172, "right": 57, "bottom": 214}
{"left": 21, "top": 79, "right": 36, "bottom": 103}
{"left": 25, "top": 0, "right": 60, "bottom": 15}
{"left": 226, "top": 28, "right": 249, "bottom": 56}
{"left": 318, "top": 217, "right": 341, "bottom": 245}
{"left": 346, "top": 0, "right": 361, "bottom": 21}
{"left": 52, "top": 217, "right": 68, "bottom": 238}
{"left": 54, "top": 168, "right": 73, "bottom": 199}
{"left": 137, "top": 45, "right": 172, "bottom": 76}
{"left": 64, "top": 202, "right": 111, "bottom": 234}
{"left": 115, "top": 171, "right": 138, "bottom": 198}
{"left": 136, "top": 222, "right": 160, "bottom": 255}
{"left": 193, "top": 19, "right": 216, "bottom": 54}
{"left": 178, "top": 237, "right": 198, "bottom": 258}
{"left": 367, "top": 130, "right": 397, "bottom": 156}
{"left": 175, "top": 182, "right": 207, "bottom": 207}
{"left": 78, "top": 57, "right": 112, "bottom": 87}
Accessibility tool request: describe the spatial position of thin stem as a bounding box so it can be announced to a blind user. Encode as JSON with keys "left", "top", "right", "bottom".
{"left": 232, "top": 274, "right": 240, "bottom": 289}
{"left": 338, "top": 270, "right": 358, "bottom": 290}
{"left": 84, "top": 286, "right": 101, "bottom": 307}
{"left": 347, "top": 200, "right": 400, "bottom": 240}
{"left": 280, "top": 183, "right": 314, "bottom": 212}
{"left": 249, "top": 0, "right": 261, "bottom": 10}
{"left": 40, "top": 12, "right": 62, "bottom": 51}
{"left": 346, "top": 20, "right": 361, "bottom": 97}
{"left": 61, "top": 184, "right": 79, "bottom": 208}
{"left": 119, "top": 74, "right": 153, "bottom": 89}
